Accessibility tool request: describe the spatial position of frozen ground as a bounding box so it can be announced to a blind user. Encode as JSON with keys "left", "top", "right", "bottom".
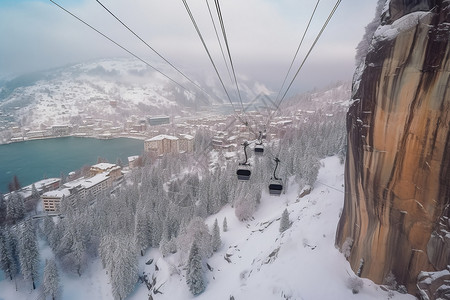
{"left": 0, "top": 156, "right": 415, "bottom": 299}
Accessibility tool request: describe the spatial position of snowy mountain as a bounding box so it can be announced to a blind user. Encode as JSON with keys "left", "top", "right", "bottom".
{"left": 0, "top": 157, "right": 414, "bottom": 300}
{"left": 0, "top": 58, "right": 271, "bottom": 129}
{"left": 283, "top": 81, "right": 352, "bottom": 113}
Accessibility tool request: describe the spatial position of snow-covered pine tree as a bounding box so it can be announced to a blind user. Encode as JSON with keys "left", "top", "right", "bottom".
{"left": 99, "top": 234, "right": 116, "bottom": 271}
{"left": 211, "top": 219, "right": 221, "bottom": 252}
{"left": 159, "top": 232, "right": 170, "bottom": 257}
{"left": 68, "top": 227, "right": 86, "bottom": 276}
{"left": 42, "top": 216, "right": 55, "bottom": 244}
{"left": 0, "top": 193, "right": 6, "bottom": 224}
{"left": 234, "top": 190, "right": 257, "bottom": 221}
{"left": 58, "top": 195, "right": 73, "bottom": 216}
{"left": 0, "top": 227, "right": 18, "bottom": 280}
{"left": 177, "top": 217, "right": 212, "bottom": 262}
{"left": 186, "top": 242, "right": 206, "bottom": 296}
{"left": 31, "top": 183, "right": 39, "bottom": 202}
{"left": 49, "top": 219, "right": 64, "bottom": 253}
{"left": 55, "top": 218, "right": 75, "bottom": 259}
{"left": 110, "top": 236, "right": 138, "bottom": 300}
{"left": 223, "top": 217, "right": 228, "bottom": 232}
{"left": 279, "top": 208, "right": 290, "bottom": 233}
{"left": 207, "top": 178, "right": 221, "bottom": 215}
{"left": 134, "top": 211, "right": 150, "bottom": 256}
{"left": 150, "top": 212, "right": 163, "bottom": 247}
{"left": 43, "top": 259, "right": 60, "bottom": 300}
{"left": 18, "top": 220, "right": 40, "bottom": 289}
{"left": 6, "top": 192, "right": 25, "bottom": 224}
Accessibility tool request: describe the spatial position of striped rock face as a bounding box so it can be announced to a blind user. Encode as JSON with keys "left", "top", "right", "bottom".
{"left": 336, "top": 0, "right": 449, "bottom": 295}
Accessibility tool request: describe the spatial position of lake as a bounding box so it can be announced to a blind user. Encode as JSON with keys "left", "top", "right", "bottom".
{"left": 0, "top": 137, "right": 144, "bottom": 194}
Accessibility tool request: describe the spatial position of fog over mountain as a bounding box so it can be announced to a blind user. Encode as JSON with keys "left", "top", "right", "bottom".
{"left": 0, "top": 0, "right": 377, "bottom": 93}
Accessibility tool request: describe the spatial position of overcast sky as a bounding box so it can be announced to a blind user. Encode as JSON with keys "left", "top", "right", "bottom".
{"left": 0, "top": 0, "right": 377, "bottom": 93}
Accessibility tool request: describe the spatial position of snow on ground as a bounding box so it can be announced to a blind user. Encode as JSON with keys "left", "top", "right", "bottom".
{"left": 131, "top": 156, "right": 414, "bottom": 300}
{"left": 0, "top": 156, "right": 415, "bottom": 300}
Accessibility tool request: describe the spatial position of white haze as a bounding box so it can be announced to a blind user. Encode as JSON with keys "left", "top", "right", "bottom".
{"left": 0, "top": 0, "right": 377, "bottom": 93}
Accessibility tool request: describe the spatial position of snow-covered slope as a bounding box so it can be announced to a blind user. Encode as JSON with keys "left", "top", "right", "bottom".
{"left": 283, "top": 81, "right": 352, "bottom": 113}
{"left": 133, "top": 156, "right": 412, "bottom": 300}
{"left": 0, "top": 58, "right": 198, "bottom": 128}
{"left": 0, "top": 58, "right": 274, "bottom": 129}
{"left": 1, "top": 156, "right": 415, "bottom": 300}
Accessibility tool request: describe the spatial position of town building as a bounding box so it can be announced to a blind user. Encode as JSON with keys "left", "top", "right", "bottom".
{"left": 144, "top": 134, "right": 179, "bottom": 156}
{"left": 128, "top": 155, "right": 140, "bottom": 169}
{"left": 41, "top": 164, "right": 122, "bottom": 212}
{"left": 178, "top": 134, "right": 194, "bottom": 153}
{"left": 89, "top": 162, "right": 122, "bottom": 181}
{"left": 26, "top": 130, "right": 51, "bottom": 139}
{"left": 4, "top": 178, "right": 61, "bottom": 204}
{"left": 51, "top": 125, "right": 71, "bottom": 136}
{"left": 147, "top": 116, "right": 170, "bottom": 126}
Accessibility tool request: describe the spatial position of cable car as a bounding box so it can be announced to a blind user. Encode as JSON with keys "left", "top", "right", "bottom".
{"left": 269, "top": 158, "right": 283, "bottom": 196}
{"left": 254, "top": 144, "right": 264, "bottom": 155}
{"left": 237, "top": 141, "right": 251, "bottom": 181}
{"left": 254, "top": 131, "right": 264, "bottom": 156}
{"left": 236, "top": 165, "right": 251, "bottom": 181}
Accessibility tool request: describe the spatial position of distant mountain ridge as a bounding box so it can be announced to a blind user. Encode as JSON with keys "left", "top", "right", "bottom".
{"left": 0, "top": 58, "right": 275, "bottom": 129}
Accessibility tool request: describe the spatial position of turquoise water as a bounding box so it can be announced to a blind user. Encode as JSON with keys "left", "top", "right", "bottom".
{"left": 0, "top": 137, "right": 144, "bottom": 194}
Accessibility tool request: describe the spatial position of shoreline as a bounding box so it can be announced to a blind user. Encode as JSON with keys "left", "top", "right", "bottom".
{"left": 0, "top": 132, "right": 148, "bottom": 146}
{"left": 0, "top": 135, "right": 145, "bottom": 194}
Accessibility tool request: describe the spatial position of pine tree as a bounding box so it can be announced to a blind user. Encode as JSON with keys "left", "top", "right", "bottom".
{"left": 99, "top": 235, "right": 116, "bottom": 271}
{"left": 0, "top": 193, "right": 6, "bottom": 224}
{"left": 69, "top": 228, "right": 86, "bottom": 276}
{"left": 186, "top": 242, "right": 206, "bottom": 296}
{"left": 212, "top": 219, "right": 221, "bottom": 252}
{"left": 42, "top": 216, "right": 55, "bottom": 244}
{"left": 134, "top": 212, "right": 150, "bottom": 256}
{"left": 177, "top": 217, "right": 212, "bottom": 261}
{"left": 235, "top": 191, "right": 257, "bottom": 221}
{"left": 27, "top": 183, "right": 40, "bottom": 213}
{"left": 8, "top": 175, "right": 21, "bottom": 192}
{"left": 43, "top": 259, "right": 60, "bottom": 300}
{"left": 0, "top": 227, "right": 18, "bottom": 280}
{"left": 6, "top": 192, "right": 25, "bottom": 223}
{"left": 110, "top": 236, "right": 138, "bottom": 300}
{"left": 59, "top": 172, "right": 67, "bottom": 184}
{"left": 279, "top": 208, "right": 290, "bottom": 233}
{"left": 31, "top": 184, "right": 39, "bottom": 201}
{"left": 19, "top": 220, "right": 40, "bottom": 290}
{"left": 223, "top": 217, "right": 228, "bottom": 232}
{"left": 116, "top": 158, "right": 123, "bottom": 168}
{"left": 159, "top": 234, "right": 170, "bottom": 257}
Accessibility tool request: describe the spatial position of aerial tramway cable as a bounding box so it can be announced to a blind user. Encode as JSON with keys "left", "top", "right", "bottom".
{"left": 205, "top": 0, "right": 235, "bottom": 94}
{"left": 181, "top": 0, "right": 255, "bottom": 134}
{"left": 265, "top": 0, "right": 342, "bottom": 128}
{"left": 274, "top": 0, "right": 321, "bottom": 105}
{"left": 213, "top": 0, "right": 246, "bottom": 115}
{"left": 181, "top": 0, "right": 236, "bottom": 111}
{"left": 95, "top": 0, "right": 218, "bottom": 104}
{"left": 48, "top": 0, "right": 194, "bottom": 94}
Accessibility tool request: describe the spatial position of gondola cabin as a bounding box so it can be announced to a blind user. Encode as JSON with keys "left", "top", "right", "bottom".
{"left": 236, "top": 165, "right": 251, "bottom": 181}
{"left": 268, "top": 179, "right": 283, "bottom": 195}
{"left": 237, "top": 141, "right": 251, "bottom": 181}
{"left": 254, "top": 144, "right": 264, "bottom": 156}
{"left": 268, "top": 157, "right": 282, "bottom": 195}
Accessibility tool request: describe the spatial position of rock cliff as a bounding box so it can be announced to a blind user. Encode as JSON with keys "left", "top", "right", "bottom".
{"left": 336, "top": 0, "right": 449, "bottom": 297}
